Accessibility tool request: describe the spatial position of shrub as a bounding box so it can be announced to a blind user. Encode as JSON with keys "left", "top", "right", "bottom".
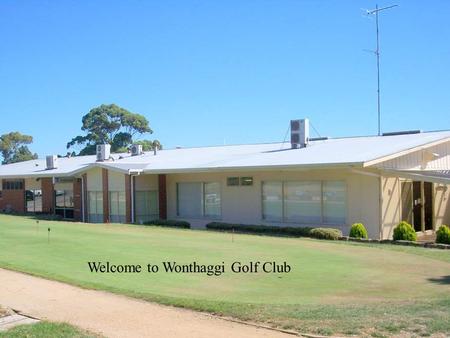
{"left": 309, "top": 228, "right": 342, "bottom": 240}
{"left": 143, "top": 219, "right": 190, "bottom": 228}
{"left": 206, "top": 222, "right": 313, "bottom": 237}
{"left": 349, "top": 223, "right": 368, "bottom": 239}
{"left": 436, "top": 225, "right": 450, "bottom": 244}
{"left": 393, "top": 221, "right": 417, "bottom": 241}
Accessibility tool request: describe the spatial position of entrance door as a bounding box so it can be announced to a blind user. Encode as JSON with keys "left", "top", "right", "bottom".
{"left": 413, "top": 181, "right": 422, "bottom": 232}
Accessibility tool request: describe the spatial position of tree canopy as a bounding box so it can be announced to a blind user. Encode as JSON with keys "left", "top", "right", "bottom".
{"left": 67, "top": 104, "right": 161, "bottom": 155}
{"left": 0, "top": 132, "right": 38, "bottom": 164}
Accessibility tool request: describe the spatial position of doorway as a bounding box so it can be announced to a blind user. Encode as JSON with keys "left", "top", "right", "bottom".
{"left": 402, "top": 181, "right": 433, "bottom": 232}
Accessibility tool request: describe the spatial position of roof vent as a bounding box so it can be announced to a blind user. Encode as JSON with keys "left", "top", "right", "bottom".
{"left": 96, "top": 144, "right": 111, "bottom": 162}
{"left": 290, "top": 119, "right": 309, "bottom": 149}
{"left": 130, "top": 144, "right": 143, "bottom": 156}
{"left": 382, "top": 130, "right": 422, "bottom": 136}
{"left": 46, "top": 155, "right": 58, "bottom": 170}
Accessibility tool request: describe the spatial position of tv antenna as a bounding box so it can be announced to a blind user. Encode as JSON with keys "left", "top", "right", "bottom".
{"left": 364, "top": 4, "right": 398, "bottom": 136}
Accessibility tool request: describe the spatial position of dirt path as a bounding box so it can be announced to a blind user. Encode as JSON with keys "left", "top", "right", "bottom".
{"left": 0, "top": 268, "right": 292, "bottom": 338}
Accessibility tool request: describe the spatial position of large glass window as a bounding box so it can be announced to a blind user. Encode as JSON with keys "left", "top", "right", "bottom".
{"left": 55, "top": 190, "right": 74, "bottom": 219}
{"left": 262, "top": 180, "right": 347, "bottom": 225}
{"left": 135, "top": 190, "right": 159, "bottom": 224}
{"left": 109, "top": 191, "right": 126, "bottom": 223}
{"left": 177, "top": 182, "right": 221, "bottom": 218}
{"left": 26, "top": 189, "right": 42, "bottom": 213}
{"left": 284, "top": 181, "right": 322, "bottom": 223}
{"left": 88, "top": 191, "right": 103, "bottom": 223}
{"left": 262, "top": 181, "right": 283, "bottom": 221}
{"left": 204, "top": 182, "right": 221, "bottom": 217}
{"left": 323, "top": 181, "right": 346, "bottom": 224}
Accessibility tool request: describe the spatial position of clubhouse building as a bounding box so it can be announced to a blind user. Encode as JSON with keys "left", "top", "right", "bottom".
{"left": 1, "top": 119, "right": 450, "bottom": 240}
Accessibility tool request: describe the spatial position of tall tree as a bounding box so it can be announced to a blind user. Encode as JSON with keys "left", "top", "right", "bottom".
{"left": 67, "top": 104, "right": 159, "bottom": 155}
{"left": 0, "top": 132, "right": 38, "bottom": 164}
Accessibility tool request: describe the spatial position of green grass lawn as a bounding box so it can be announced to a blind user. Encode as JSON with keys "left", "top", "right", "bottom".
{"left": 1, "top": 214, "right": 449, "bottom": 337}
{"left": 0, "top": 322, "right": 98, "bottom": 338}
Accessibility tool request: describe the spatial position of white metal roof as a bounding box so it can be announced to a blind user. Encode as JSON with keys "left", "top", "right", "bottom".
{"left": 0, "top": 130, "right": 450, "bottom": 178}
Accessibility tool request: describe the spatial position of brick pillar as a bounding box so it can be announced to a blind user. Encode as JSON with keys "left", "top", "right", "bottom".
{"left": 73, "top": 178, "right": 82, "bottom": 221}
{"left": 125, "top": 174, "right": 132, "bottom": 223}
{"left": 158, "top": 174, "right": 167, "bottom": 220}
{"left": 102, "top": 168, "right": 109, "bottom": 223}
{"left": 82, "top": 173, "right": 87, "bottom": 222}
{"left": 41, "top": 178, "right": 54, "bottom": 214}
{"left": 0, "top": 179, "right": 25, "bottom": 213}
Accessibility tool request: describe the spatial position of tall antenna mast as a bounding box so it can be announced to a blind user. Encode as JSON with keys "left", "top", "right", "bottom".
{"left": 366, "top": 4, "right": 398, "bottom": 136}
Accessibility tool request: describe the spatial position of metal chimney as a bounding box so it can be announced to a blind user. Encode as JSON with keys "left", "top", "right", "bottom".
{"left": 290, "top": 119, "right": 309, "bottom": 149}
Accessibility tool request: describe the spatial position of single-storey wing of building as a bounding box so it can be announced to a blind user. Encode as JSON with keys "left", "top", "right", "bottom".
{"left": 1, "top": 120, "right": 450, "bottom": 240}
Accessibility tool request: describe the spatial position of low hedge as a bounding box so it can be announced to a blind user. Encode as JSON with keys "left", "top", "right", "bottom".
{"left": 206, "top": 222, "right": 313, "bottom": 237}
{"left": 349, "top": 223, "right": 368, "bottom": 239}
{"left": 309, "top": 228, "right": 343, "bottom": 240}
{"left": 143, "top": 219, "right": 190, "bottom": 229}
{"left": 393, "top": 221, "right": 417, "bottom": 241}
{"left": 436, "top": 225, "right": 450, "bottom": 244}
{"left": 206, "top": 222, "right": 342, "bottom": 240}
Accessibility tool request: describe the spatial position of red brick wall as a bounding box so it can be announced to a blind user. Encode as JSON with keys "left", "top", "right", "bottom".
{"left": 41, "top": 178, "right": 54, "bottom": 214}
{"left": 73, "top": 178, "right": 82, "bottom": 221}
{"left": 158, "top": 174, "right": 167, "bottom": 219}
{"left": 125, "top": 174, "right": 132, "bottom": 223}
{"left": 0, "top": 179, "right": 25, "bottom": 212}
{"left": 102, "top": 168, "right": 109, "bottom": 223}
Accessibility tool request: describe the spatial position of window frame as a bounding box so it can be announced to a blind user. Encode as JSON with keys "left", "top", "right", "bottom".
{"left": 261, "top": 180, "right": 347, "bottom": 225}
{"left": 176, "top": 181, "right": 222, "bottom": 219}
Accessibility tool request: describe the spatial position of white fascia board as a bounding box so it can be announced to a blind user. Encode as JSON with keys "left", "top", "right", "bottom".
{"left": 363, "top": 137, "right": 450, "bottom": 168}
{"left": 141, "top": 162, "right": 364, "bottom": 175}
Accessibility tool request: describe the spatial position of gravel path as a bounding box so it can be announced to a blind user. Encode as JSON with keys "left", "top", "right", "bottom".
{"left": 0, "top": 268, "right": 292, "bottom": 338}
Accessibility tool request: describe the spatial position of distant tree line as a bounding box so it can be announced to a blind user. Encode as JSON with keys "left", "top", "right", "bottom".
{"left": 0, "top": 104, "right": 161, "bottom": 164}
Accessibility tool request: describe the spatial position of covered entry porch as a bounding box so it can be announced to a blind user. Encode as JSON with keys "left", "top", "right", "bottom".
{"left": 382, "top": 170, "right": 450, "bottom": 236}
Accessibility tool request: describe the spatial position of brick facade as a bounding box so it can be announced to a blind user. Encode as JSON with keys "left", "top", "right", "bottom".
{"left": 102, "top": 168, "right": 109, "bottom": 223}
{"left": 158, "top": 174, "right": 167, "bottom": 219}
{"left": 41, "top": 178, "right": 54, "bottom": 214}
{"left": 0, "top": 179, "right": 25, "bottom": 212}
{"left": 73, "top": 178, "right": 82, "bottom": 221}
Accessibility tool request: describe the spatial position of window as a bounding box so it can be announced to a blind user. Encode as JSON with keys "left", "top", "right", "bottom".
{"left": 240, "top": 177, "right": 253, "bottom": 186}
{"left": 109, "top": 191, "right": 126, "bottom": 223}
{"left": 227, "top": 177, "right": 240, "bottom": 186}
{"left": 262, "top": 181, "right": 283, "bottom": 221}
{"left": 284, "top": 181, "right": 321, "bottom": 223}
{"left": 204, "top": 182, "right": 221, "bottom": 217}
{"left": 227, "top": 177, "right": 253, "bottom": 186}
{"left": 135, "top": 190, "right": 159, "bottom": 224}
{"left": 55, "top": 190, "right": 74, "bottom": 219}
{"left": 88, "top": 191, "right": 103, "bottom": 223}
{"left": 26, "top": 189, "right": 42, "bottom": 213}
{"left": 262, "top": 180, "right": 347, "bottom": 224}
{"left": 323, "top": 181, "right": 346, "bottom": 224}
{"left": 177, "top": 182, "right": 221, "bottom": 218}
{"left": 2, "top": 180, "right": 24, "bottom": 190}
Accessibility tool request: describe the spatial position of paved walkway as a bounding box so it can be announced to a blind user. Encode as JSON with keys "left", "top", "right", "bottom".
{"left": 0, "top": 312, "right": 39, "bottom": 332}
{"left": 0, "top": 268, "right": 292, "bottom": 338}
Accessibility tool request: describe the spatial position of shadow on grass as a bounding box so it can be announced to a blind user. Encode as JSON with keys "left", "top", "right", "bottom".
{"left": 428, "top": 275, "right": 450, "bottom": 285}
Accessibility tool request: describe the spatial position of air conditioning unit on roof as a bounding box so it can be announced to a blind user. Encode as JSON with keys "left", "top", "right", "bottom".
{"left": 46, "top": 155, "right": 58, "bottom": 170}
{"left": 130, "top": 144, "right": 143, "bottom": 156}
{"left": 96, "top": 144, "right": 111, "bottom": 161}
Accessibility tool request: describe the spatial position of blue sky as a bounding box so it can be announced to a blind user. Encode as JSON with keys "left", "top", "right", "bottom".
{"left": 1, "top": 0, "right": 449, "bottom": 157}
